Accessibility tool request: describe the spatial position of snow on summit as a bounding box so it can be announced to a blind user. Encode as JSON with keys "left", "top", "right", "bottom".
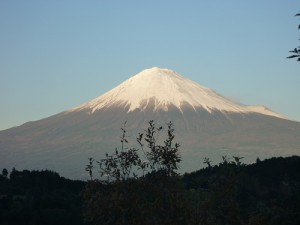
{"left": 70, "top": 67, "right": 286, "bottom": 119}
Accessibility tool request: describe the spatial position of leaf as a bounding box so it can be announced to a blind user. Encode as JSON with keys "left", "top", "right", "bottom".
{"left": 289, "top": 48, "right": 299, "bottom": 53}
{"left": 287, "top": 55, "right": 299, "bottom": 58}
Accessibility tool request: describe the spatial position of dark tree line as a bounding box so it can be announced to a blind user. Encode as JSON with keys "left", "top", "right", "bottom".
{"left": 0, "top": 169, "right": 85, "bottom": 225}
{"left": 182, "top": 156, "right": 300, "bottom": 225}
{"left": 1, "top": 156, "right": 299, "bottom": 225}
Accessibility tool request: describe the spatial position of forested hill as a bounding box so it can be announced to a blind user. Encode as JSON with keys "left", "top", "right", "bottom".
{"left": 0, "top": 156, "right": 299, "bottom": 225}
{"left": 182, "top": 156, "right": 300, "bottom": 225}
{"left": 0, "top": 170, "right": 85, "bottom": 225}
{"left": 183, "top": 156, "right": 300, "bottom": 189}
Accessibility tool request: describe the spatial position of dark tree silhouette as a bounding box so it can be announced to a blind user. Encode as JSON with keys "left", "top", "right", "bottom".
{"left": 203, "top": 157, "right": 212, "bottom": 168}
{"left": 83, "top": 121, "right": 186, "bottom": 225}
{"left": 0, "top": 169, "right": 85, "bottom": 225}
{"left": 287, "top": 13, "right": 300, "bottom": 61}
{"left": 1, "top": 168, "right": 8, "bottom": 178}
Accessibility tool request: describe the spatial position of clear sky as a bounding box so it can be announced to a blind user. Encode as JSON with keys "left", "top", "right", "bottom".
{"left": 0, "top": 1, "right": 299, "bottom": 130}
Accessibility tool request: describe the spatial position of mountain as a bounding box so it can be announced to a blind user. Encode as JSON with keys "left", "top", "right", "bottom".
{"left": 1, "top": 67, "right": 299, "bottom": 179}
{"left": 69, "top": 67, "right": 285, "bottom": 118}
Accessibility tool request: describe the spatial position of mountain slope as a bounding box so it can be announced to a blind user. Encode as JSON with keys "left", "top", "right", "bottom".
{"left": 0, "top": 67, "right": 299, "bottom": 179}
{"left": 70, "top": 67, "right": 285, "bottom": 118}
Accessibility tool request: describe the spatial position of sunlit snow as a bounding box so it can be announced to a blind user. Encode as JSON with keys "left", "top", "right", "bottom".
{"left": 70, "top": 67, "right": 286, "bottom": 119}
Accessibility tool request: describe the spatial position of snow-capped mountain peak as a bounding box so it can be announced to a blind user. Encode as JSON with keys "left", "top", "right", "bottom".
{"left": 70, "top": 67, "right": 286, "bottom": 119}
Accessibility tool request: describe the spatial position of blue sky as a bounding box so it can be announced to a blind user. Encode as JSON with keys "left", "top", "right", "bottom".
{"left": 0, "top": 1, "right": 299, "bottom": 130}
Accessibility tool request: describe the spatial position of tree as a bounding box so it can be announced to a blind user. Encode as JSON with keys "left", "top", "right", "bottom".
{"left": 232, "top": 156, "right": 244, "bottom": 166}
{"left": 203, "top": 157, "right": 212, "bottom": 168}
{"left": 86, "top": 120, "right": 181, "bottom": 182}
{"left": 1, "top": 168, "right": 8, "bottom": 178}
{"left": 83, "top": 121, "right": 187, "bottom": 225}
{"left": 287, "top": 13, "right": 300, "bottom": 61}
